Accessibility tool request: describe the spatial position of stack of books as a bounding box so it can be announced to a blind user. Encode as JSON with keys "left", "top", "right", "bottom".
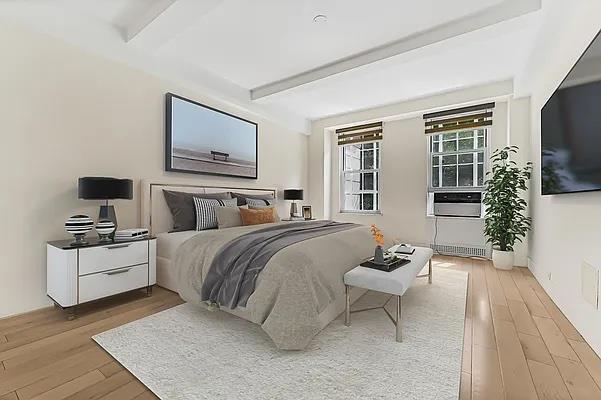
{"left": 115, "top": 228, "right": 149, "bottom": 240}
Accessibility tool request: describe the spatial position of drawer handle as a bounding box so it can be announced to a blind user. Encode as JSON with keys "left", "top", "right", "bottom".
{"left": 104, "top": 268, "right": 132, "bottom": 276}
{"left": 104, "top": 244, "right": 131, "bottom": 250}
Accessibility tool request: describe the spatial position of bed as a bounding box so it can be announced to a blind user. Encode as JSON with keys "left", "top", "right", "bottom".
{"left": 141, "top": 180, "right": 374, "bottom": 349}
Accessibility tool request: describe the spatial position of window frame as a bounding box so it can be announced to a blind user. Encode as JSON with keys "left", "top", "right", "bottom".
{"left": 339, "top": 141, "right": 382, "bottom": 214}
{"left": 427, "top": 128, "right": 490, "bottom": 193}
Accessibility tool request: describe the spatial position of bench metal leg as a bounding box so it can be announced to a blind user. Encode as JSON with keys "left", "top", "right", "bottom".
{"left": 345, "top": 285, "right": 351, "bottom": 326}
{"left": 396, "top": 295, "right": 402, "bottom": 342}
{"left": 428, "top": 258, "right": 433, "bottom": 284}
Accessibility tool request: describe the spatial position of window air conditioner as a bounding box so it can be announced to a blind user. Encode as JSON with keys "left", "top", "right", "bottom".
{"left": 433, "top": 192, "right": 482, "bottom": 218}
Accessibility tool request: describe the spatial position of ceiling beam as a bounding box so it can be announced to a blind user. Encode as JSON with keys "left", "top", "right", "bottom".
{"left": 125, "top": 0, "right": 223, "bottom": 48}
{"left": 251, "top": 0, "right": 541, "bottom": 100}
{"left": 124, "top": 0, "right": 177, "bottom": 43}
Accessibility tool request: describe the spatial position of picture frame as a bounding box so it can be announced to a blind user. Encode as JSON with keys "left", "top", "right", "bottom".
{"left": 165, "top": 93, "right": 258, "bottom": 179}
{"left": 302, "top": 206, "right": 313, "bottom": 220}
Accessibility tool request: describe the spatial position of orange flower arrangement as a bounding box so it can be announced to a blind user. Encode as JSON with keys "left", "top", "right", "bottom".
{"left": 370, "top": 224, "right": 385, "bottom": 247}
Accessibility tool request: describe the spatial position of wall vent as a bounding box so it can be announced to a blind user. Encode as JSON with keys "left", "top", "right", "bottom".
{"left": 430, "top": 243, "right": 486, "bottom": 258}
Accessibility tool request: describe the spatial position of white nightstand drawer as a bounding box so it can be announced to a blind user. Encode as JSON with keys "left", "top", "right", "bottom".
{"left": 78, "top": 263, "right": 149, "bottom": 303}
{"left": 79, "top": 241, "right": 148, "bottom": 276}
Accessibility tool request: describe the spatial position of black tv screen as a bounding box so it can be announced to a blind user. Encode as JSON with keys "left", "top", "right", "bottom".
{"left": 541, "top": 30, "right": 601, "bottom": 195}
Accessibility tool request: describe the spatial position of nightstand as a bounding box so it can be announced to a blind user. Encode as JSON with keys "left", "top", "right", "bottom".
{"left": 47, "top": 237, "right": 156, "bottom": 319}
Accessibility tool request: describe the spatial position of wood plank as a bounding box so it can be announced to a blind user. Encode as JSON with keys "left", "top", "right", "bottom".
{"left": 507, "top": 300, "right": 540, "bottom": 336}
{"left": 519, "top": 333, "right": 554, "bottom": 366}
{"left": 528, "top": 278, "right": 585, "bottom": 342}
{"left": 99, "top": 361, "right": 125, "bottom": 378}
{"left": 485, "top": 263, "right": 507, "bottom": 306}
{"left": 133, "top": 391, "right": 159, "bottom": 400}
{"left": 471, "top": 261, "right": 496, "bottom": 349}
{"left": 472, "top": 344, "right": 504, "bottom": 400}
{"left": 0, "top": 392, "right": 18, "bottom": 400}
{"left": 0, "top": 349, "right": 111, "bottom": 399}
{"left": 497, "top": 270, "right": 523, "bottom": 302}
{"left": 10, "top": 348, "right": 111, "bottom": 399}
{"left": 491, "top": 304, "right": 513, "bottom": 322}
{"left": 3, "top": 341, "right": 95, "bottom": 370}
{"left": 554, "top": 355, "right": 601, "bottom": 400}
{"left": 493, "top": 319, "right": 538, "bottom": 400}
{"left": 511, "top": 269, "right": 551, "bottom": 318}
{"left": 569, "top": 340, "right": 601, "bottom": 390}
{"left": 527, "top": 359, "right": 572, "bottom": 400}
{"left": 98, "top": 380, "right": 146, "bottom": 400}
{"left": 463, "top": 317, "right": 473, "bottom": 374}
{"left": 29, "top": 370, "right": 105, "bottom": 400}
{"left": 533, "top": 317, "right": 579, "bottom": 361}
{"left": 460, "top": 372, "right": 472, "bottom": 400}
{"left": 64, "top": 370, "right": 133, "bottom": 400}
{"left": 0, "top": 295, "right": 181, "bottom": 363}
{"left": 2, "top": 289, "right": 173, "bottom": 351}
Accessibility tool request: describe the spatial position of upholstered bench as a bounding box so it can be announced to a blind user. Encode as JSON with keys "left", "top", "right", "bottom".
{"left": 343, "top": 246, "right": 434, "bottom": 342}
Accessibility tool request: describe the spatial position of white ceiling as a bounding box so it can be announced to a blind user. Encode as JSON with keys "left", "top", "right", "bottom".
{"left": 0, "top": 0, "right": 545, "bottom": 132}
{"left": 159, "top": 0, "right": 504, "bottom": 88}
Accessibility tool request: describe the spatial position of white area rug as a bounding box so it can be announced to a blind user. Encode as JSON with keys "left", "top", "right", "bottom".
{"left": 94, "top": 268, "right": 468, "bottom": 400}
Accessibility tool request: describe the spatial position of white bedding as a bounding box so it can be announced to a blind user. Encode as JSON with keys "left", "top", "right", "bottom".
{"left": 156, "top": 230, "right": 199, "bottom": 260}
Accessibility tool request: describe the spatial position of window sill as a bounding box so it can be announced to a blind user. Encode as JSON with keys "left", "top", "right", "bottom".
{"left": 425, "top": 214, "right": 485, "bottom": 221}
{"left": 339, "top": 210, "right": 383, "bottom": 216}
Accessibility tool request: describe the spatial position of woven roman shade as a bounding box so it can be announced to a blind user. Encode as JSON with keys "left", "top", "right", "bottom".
{"left": 336, "top": 122, "right": 383, "bottom": 146}
{"left": 423, "top": 102, "right": 495, "bottom": 134}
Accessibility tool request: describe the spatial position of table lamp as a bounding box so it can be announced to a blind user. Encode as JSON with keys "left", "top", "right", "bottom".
{"left": 284, "top": 189, "right": 303, "bottom": 218}
{"left": 78, "top": 177, "right": 133, "bottom": 239}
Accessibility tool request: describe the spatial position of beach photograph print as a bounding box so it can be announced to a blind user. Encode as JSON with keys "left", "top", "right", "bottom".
{"left": 166, "top": 94, "right": 258, "bottom": 179}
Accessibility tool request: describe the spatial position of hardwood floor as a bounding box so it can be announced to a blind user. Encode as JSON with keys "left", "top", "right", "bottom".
{"left": 1, "top": 257, "right": 600, "bottom": 399}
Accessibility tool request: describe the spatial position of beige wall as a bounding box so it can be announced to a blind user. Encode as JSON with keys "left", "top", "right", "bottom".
{"left": 309, "top": 84, "right": 532, "bottom": 265}
{"left": 0, "top": 23, "right": 308, "bottom": 318}
{"left": 524, "top": 2, "right": 601, "bottom": 356}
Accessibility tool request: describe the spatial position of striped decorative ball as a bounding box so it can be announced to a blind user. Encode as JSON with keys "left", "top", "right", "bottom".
{"left": 95, "top": 220, "right": 116, "bottom": 235}
{"left": 65, "top": 215, "right": 94, "bottom": 235}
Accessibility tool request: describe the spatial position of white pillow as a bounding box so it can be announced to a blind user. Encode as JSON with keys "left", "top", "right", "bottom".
{"left": 193, "top": 197, "right": 237, "bottom": 230}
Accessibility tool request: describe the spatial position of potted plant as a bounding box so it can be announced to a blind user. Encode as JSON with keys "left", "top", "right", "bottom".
{"left": 370, "top": 225, "right": 386, "bottom": 263}
{"left": 483, "top": 146, "right": 532, "bottom": 270}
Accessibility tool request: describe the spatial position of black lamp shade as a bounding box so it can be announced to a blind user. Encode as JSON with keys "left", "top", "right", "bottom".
{"left": 283, "top": 189, "right": 303, "bottom": 201}
{"left": 78, "top": 177, "right": 133, "bottom": 200}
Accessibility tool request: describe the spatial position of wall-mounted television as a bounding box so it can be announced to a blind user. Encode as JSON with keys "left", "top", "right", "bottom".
{"left": 541, "top": 30, "right": 601, "bottom": 195}
{"left": 165, "top": 93, "right": 258, "bottom": 179}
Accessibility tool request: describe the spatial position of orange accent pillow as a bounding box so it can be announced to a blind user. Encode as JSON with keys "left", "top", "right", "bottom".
{"left": 239, "top": 207, "right": 277, "bottom": 226}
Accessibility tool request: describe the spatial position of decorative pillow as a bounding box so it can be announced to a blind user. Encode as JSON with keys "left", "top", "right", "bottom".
{"left": 193, "top": 197, "right": 238, "bottom": 231}
{"left": 163, "top": 190, "right": 231, "bottom": 232}
{"left": 230, "top": 192, "right": 275, "bottom": 206}
{"left": 215, "top": 205, "right": 247, "bottom": 229}
{"left": 239, "top": 207, "right": 276, "bottom": 226}
{"left": 246, "top": 197, "right": 275, "bottom": 207}
{"left": 248, "top": 205, "right": 280, "bottom": 222}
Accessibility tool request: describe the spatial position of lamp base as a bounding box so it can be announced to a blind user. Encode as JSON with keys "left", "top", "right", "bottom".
{"left": 99, "top": 205, "right": 118, "bottom": 239}
{"left": 289, "top": 202, "right": 299, "bottom": 218}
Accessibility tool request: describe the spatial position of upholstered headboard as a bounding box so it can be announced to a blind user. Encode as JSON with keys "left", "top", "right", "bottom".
{"left": 141, "top": 179, "right": 278, "bottom": 235}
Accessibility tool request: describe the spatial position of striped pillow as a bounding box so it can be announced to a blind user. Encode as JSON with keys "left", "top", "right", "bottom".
{"left": 193, "top": 197, "right": 238, "bottom": 231}
{"left": 246, "top": 198, "right": 275, "bottom": 207}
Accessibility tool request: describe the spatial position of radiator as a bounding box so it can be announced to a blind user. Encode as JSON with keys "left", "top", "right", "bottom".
{"left": 429, "top": 243, "right": 487, "bottom": 257}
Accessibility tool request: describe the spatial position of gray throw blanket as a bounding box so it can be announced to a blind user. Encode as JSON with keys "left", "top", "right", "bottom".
{"left": 201, "top": 220, "right": 358, "bottom": 309}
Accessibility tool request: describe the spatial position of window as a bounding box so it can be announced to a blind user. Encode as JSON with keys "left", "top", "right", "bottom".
{"left": 429, "top": 129, "right": 487, "bottom": 190}
{"left": 340, "top": 142, "right": 381, "bottom": 212}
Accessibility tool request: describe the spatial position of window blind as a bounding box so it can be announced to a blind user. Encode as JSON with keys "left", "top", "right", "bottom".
{"left": 336, "top": 122, "right": 383, "bottom": 146}
{"left": 423, "top": 102, "right": 495, "bottom": 134}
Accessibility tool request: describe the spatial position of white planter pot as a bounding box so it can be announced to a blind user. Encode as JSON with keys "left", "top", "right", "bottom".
{"left": 492, "top": 249, "right": 514, "bottom": 270}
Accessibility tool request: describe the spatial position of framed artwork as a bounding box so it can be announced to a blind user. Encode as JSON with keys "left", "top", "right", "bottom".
{"left": 165, "top": 93, "right": 258, "bottom": 179}
{"left": 302, "top": 206, "right": 313, "bottom": 220}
